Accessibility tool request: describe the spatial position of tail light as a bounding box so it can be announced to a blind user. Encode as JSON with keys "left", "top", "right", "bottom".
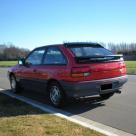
{"left": 71, "top": 67, "right": 90, "bottom": 78}
{"left": 119, "top": 61, "right": 126, "bottom": 74}
{"left": 119, "top": 61, "right": 126, "bottom": 68}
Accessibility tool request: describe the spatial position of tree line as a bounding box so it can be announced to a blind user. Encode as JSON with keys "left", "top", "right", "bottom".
{"left": 0, "top": 44, "right": 30, "bottom": 61}
{"left": 107, "top": 43, "right": 136, "bottom": 55}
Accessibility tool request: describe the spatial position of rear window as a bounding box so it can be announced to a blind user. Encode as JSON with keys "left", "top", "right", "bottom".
{"left": 69, "top": 45, "right": 112, "bottom": 57}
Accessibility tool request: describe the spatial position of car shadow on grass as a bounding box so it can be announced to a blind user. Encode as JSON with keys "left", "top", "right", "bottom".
{"left": 0, "top": 89, "right": 105, "bottom": 118}
{"left": 0, "top": 91, "right": 45, "bottom": 118}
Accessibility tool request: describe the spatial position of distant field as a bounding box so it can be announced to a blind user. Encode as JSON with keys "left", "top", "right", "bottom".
{"left": 125, "top": 61, "right": 136, "bottom": 73}
{"left": 0, "top": 61, "right": 17, "bottom": 67}
{"left": 125, "top": 61, "right": 136, "bottom": 68}
{"left": 0, "top": 60, "right": 136, "bottom": 73}
{"left": 127, "top": 69, "right": 136, "bottom": 74}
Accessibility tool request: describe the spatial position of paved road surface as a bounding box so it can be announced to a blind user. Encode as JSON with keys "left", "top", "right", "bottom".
{"left": 0, "top": 67, "right": 136, "bottom": 135}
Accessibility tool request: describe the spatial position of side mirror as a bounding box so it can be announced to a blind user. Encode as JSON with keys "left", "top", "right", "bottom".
{"left": 18, "top": 58, "right": 25, "bottom": 65}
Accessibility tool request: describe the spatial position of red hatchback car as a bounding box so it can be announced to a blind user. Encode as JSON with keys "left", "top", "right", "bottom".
{"left": 8, "top": 42, "right": 127, "bottom": 107}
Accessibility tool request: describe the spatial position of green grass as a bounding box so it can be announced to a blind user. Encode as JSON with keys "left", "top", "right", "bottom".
{"left": 0, "top": 61, "right": 17, "bottom": 67}
{"left": 0, "top": 93, "right": 104, "bottom": 136}
{"left": 126, "top": 68, "right": 136, "bottom": 74}
{"left": 124, "top": 61, "right": 136, "bottom": 73}
{"left": 125, "top": 61, "right": 136, "bottom": 68}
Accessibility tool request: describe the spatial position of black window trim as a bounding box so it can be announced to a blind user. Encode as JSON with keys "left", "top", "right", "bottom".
{"left": 24, "top": 46, "right": 68, "bottom": 66}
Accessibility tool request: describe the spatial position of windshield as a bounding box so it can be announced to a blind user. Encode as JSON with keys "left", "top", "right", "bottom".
{"left": 70, "top": 46, "right": 112, "bottom": 57}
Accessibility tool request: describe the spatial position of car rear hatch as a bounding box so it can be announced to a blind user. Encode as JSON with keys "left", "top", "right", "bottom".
{"left": 65, "top": 43, "right": 126, "bottom": 81}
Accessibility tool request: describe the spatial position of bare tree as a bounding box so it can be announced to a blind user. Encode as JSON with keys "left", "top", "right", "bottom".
{"left": 107, "top": 43, "right": 136, "bottom": 55}
{"left": 0, "top": 44, "right": 30, "bottom": 60}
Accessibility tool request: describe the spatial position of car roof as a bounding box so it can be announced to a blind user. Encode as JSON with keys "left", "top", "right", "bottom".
{"left": 34, "top": 44, "right": 62, "bottom": 50}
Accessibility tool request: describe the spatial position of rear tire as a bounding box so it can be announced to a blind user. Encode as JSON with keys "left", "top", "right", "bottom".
{"left": 10, "top": 75, "right": 21, "bottom": 93}
{"left": 48, "top": 82, "right": 66, "bottom": 107}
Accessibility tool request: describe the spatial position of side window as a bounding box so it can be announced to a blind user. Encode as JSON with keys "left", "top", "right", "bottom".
{"left": 25, "top": 49, "right": 45, "bottom": 65}
{"left": 43, "top": 47, "right": 67, "bottom": 65}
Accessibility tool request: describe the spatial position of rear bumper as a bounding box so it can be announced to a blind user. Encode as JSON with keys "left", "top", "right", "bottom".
{"left": 60, "top": 75, "right": 128, "bottom": 98}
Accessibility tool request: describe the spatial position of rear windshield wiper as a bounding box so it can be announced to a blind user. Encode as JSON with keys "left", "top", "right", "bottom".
{"left": 75, "top": 55, "right": 123, "bottom": 63}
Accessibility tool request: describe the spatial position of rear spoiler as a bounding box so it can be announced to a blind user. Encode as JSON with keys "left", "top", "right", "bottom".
{"left": 64, "top": 42, "right": 102, "bottom": 48}
{"left": 75, "top": 54, "right": 123, "bottom": 63}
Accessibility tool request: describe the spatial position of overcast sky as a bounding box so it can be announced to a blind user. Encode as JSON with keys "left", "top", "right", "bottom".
{"left": 0, "top": 0, "right": 136, "bottom": 50}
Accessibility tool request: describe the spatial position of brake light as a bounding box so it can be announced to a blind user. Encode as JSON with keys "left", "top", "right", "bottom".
{"left": 71, "top": 67, "right": 90, "bottom": 78}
